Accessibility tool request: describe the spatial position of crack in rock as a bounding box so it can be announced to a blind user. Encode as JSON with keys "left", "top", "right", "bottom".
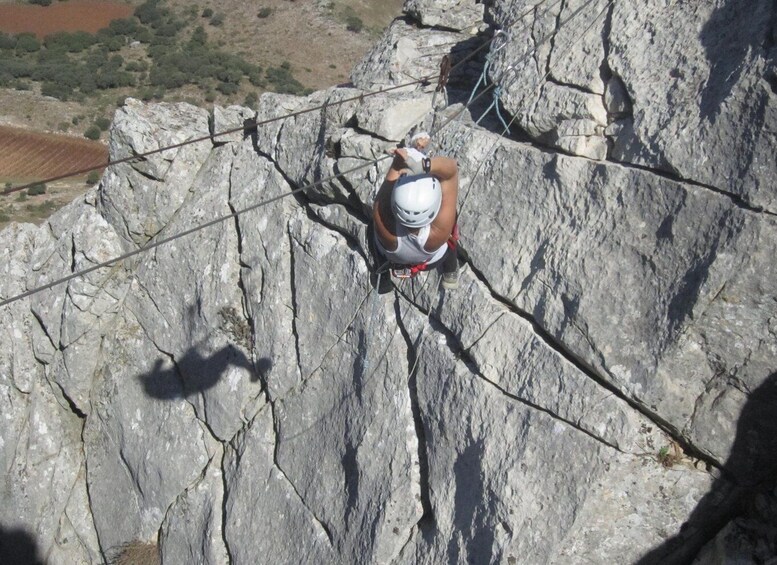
{"left": 461, "top": 255, "right": 721, "bottom": 468}
{"left": 397, "top": 285, "right": 626, "bottom": 452}
{"left": 267, "top": 399, "right": 335, "bottom": 547}
{"left": 394, "top": 301, "right": 435, "bottom": 537}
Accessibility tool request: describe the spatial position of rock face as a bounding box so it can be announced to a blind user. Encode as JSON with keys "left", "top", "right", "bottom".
{"left": 1, "top": 1, "right": 775, "bottom": 564}
{"left": 487, "top": 0, "right": 777, "bottom": 210}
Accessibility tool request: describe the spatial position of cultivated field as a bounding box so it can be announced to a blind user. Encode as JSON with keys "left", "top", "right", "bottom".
{"left": 0, "top": 125, "right": 107, "bottom": 181}
{"left": 0, "top": 0, "right": 133, "bottom": 37}
{"left": 0, "top": 0, "right": 404, "bottom": 229}
{"left": 0, "top": 125, "right": 107, "bottom": 230}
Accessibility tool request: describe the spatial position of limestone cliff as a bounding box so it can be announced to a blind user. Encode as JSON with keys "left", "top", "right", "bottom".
{"left": 1, "top": 0, "right": 775, "bottom": 563}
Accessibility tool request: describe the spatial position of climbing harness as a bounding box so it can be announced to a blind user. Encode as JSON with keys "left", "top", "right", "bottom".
{"left": 1, "top": 0, "right": 613, "bottom": 310}
{"left": 378, "top": 221, "right": 459, "bottom": 282}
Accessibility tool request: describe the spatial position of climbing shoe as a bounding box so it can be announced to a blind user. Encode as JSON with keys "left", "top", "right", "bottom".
{"left": 441, "top": 269, "right": 458, "bottom": 290}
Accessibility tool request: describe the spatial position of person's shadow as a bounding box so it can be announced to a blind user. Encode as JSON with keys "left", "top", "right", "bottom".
{"left": 698, "top": 0, "right": 774, "bottom": 123}
{"left": 138, "top": 343, "right": 271, "bottom": 400}
{"left": 637, "top": 372, "right": 777, "bottom": 564}
{"left": 0, "top": 526, "right": 44, "bottom": 565}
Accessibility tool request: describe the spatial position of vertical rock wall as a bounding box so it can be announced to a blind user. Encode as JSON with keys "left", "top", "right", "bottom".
{"left": 1, "top": 0, "right": 775, "bottom": 563}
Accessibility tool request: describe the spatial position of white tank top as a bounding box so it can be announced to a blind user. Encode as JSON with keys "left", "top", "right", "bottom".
{"left": 375, "top": 224, "right": 448, "bottom": 265}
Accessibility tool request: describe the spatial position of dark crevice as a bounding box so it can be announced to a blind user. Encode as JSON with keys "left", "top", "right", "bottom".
{"left": 128, "top": 161, "right": 164, "bottom": 183}
{"left": 29, "top": 308, "right": 57, "bottom": 355}
{"left": 331, "top": 159, "right": 373, "bottom": 221}
{"left": 394, "top": 300, "right": 435, "bottom": 537}
{"left": 505, "top": 131, "right": 775, "bottom": 216}
{"left": 286, "top": 228, "right": 304, "bottom": 384}
{"left": 69, "top": 235, "right": 77, "bottom": 273}
{"left": 457, "top": 253, "right": 721, "bottom": 470}
{"left": 400, "top": 289, "right": 623, "bottom": 452}
{"left": 601, "top": 0, "right": 614, "bottom": 63}
{"left": 606, "top": 154, "right": 776, "bottom": 217}
{"left": 267, "top": 394, "right": 335, "bottom": 546}
{"left": 54, "top": 381, "right": 86, "bottom": 420}
{"left": 220, "top": 451, "right": 235, "bottom": 563}
{"left": 766, "top": 70, "right": 777, "bottom": 95}
{"left": 226, "top": 161, "right": 244, "bottom": 259}
{"left": 546, "top": 76, "right": 599, "bottom": 96}
{"left": 545, "top": 0, "right": 566, "bottom": 76}
{"left": 398, "top": 13, "right": 476, "bottom": 35}
{"left": 227, "top": 160, "right": 260, "bottom": 373}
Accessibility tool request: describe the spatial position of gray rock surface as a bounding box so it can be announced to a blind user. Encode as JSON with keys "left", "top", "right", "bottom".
{"left": 403, "top": 0, "right": 484, "bottom": 32}
{"left": 1, "top": 0, "right": 775, "bottom": 563}
{"left": 488, "top": 0, "right": 777, "bottom": 209}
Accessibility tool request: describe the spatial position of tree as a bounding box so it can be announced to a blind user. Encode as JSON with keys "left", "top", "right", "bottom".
{"left": 105, "top": 36, "right": 125, "bottom": 51}
{"left": 266, "top": 64, "right": 306, "bottom": 95}
{"left": 41, "top": 81, "right": 71, "bottom": 100}
{"left": 15, "top": 33, "right": 41, "bottom": 53}
{"left": 27, "top": 183, "right": 46, "bottom": 196}
{"left": 345, "top": 14, "right": 363, "bottom": 33}
{"left": 244, "top": 92, "right": 258, "bottom": 107}
{"left": 0, "top": 33, "right": 17, "bottom": 50}
{"left": 95, "top": 117, "right": 111, "bottom": 131}
{"left": 101, "top": 18, "right": 140, "bottom": 38}
{"left": 86, "top": 171, "right": 101, "bottom": 186}
{"left": 216, "top": 81, "right": 237, "bottom": 95}
{"left": 188, "top": 26, "right": 207, "bottom": 47}
{"left": 84, "top": 125, "right": 101, "bottom": 140}
{"left": 135, "top": 0, "right": 164, "bottom": 25}
{"left": 45, "top": 31, "right": 95, "bottom": 53}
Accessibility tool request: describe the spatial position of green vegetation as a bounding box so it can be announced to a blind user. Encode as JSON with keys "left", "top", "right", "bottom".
{"left": 257, "top": 7, "right": 273, "bottom": 18}
{"left": 0, "top": 0, "right": 309, "bottom": 105}
{"left": 86, "top": 171, "right": 101, "bottom": 185}
{"left": 95, "top": 117, "right": 111, "bottom": 131}
{"left": 84, "top": 125, "right": 101, "bottom": 140}
{"left": 265, "top": 61, "right": 308, "bottom": 95}
{"left": 344, "top": 11, "right": 364, "bottom": 33}
{"left": 27, "top": 200, "right": 58, "bottom": 218}
{"left": 16, "top": 33, "right": 41, "bottom": 53}
{"left": 27, "top": 182, "right": 46, "bottom": 196}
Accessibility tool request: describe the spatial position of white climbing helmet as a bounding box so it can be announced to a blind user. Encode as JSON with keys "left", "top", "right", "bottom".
{"left": 391, "top": 174, "right": 442, "bottom": 228}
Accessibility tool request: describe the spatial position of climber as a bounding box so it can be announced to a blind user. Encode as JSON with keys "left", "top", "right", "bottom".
{"left": 372, "top": 146, "right": 459, "bottom": 292}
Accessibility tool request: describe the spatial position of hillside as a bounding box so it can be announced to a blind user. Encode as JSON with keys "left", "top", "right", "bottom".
{"left": 0, "top": 0, "right": 403, "bottom": 230}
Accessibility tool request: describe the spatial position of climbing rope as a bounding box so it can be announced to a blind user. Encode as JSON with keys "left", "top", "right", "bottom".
{"left": 390, "top": 0, "right": 616, "bottom": 382}
{"left": 427, "top": 0, "right": 598, "bottom": 154}
{"left": 457, "top": 0, "right": 615, "bottom": 217}
{"left": 0, "top": 155, "right": 392, "bottom": 308}
{"left": 0, "top": 0, "right": 613, "bottom": 310}
{"left": 0, "top": 7, "right": 538, "bottom": 199}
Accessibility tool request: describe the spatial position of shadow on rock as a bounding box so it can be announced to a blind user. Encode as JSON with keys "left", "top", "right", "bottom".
{"left": 447, "top": 439, "right": 494, "bottom": 564}
{"left": 699, "top": 0, "right": 774, "bottom": 122}
{"left": 139, "top": 344, "right": 272, "bottom": 400}
{"left": 636, "top": 372, "right": 777, "bottom": 564}
{"left": 0, "top": 526, "right": 44, "bottom": 565}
